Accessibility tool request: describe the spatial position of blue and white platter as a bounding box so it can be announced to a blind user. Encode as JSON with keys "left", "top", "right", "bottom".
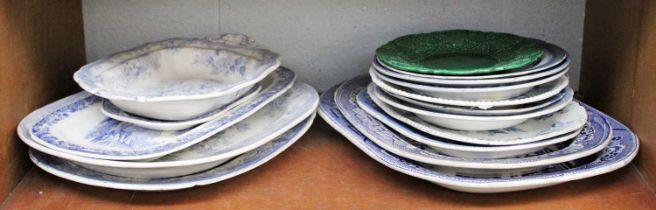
{"left": 27, "top": 68, "right": 296, "bottom": 160}
{"left": 358, "top": 87, "right": 581, "bottom": 159}
{"left": 334, "top": 78, "right": 611, "bottom": 169}
{"left": 28, "top": 114, "right": 315, "bottom": 191}
{"left": 319, "top": 84, "right": 639, "bottom": 193}
{"left": 20, "top": 83, "right": 318, "bottom": 178}
{"left": 101, "top": 84, "right": 262, "bottom": 131}
{"left": 349, "top": 76, "right": 587, "bottom": 145}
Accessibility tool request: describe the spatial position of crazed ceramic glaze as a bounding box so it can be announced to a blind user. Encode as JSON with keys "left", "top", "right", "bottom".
{"left": 20, "top": 83, "right": 317, "bottom": 178}
{"left": 346, "top": 76, "right": 587, "bottom": 145}
{"left": 357, "top": 89, "right": 582, "bottom": 159}
{"left": 369, "top": 84, "right": 574, "bottom": 130}
{"left": 28, "top": 68, "right": 296, "bottom": 160}
{"left": 27, "top": 114, "right": 315, "bottom": 191}
{"left": 74, "top": 34, "right": 282, "bottom": 120}
{"left": 101, "top": 84, "right": 262, "bottom": 131}
{"left": 319, "top": 84, "right": 638, "bottom": 193}
{"left": 375, "top": 41, "right": 567, "bottom": 82}
{"left": 334, "top": 81, "right": 611, "bottom": 169}
{"left": 371, "top": 67, "right": 568, "bottom": 101}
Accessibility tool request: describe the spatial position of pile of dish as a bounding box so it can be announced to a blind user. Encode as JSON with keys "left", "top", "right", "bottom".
{"left": 319, "top": 30, "right": 638, "bottom": 193}
{"left": 18, "top": 34, "right": 319, "bottom": 191}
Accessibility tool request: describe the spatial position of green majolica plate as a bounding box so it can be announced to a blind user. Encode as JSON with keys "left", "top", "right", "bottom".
{"left": 375, "top": 30, "right": 544, "bottom": 75}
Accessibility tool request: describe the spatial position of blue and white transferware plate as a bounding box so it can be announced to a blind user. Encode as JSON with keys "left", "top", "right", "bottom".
{"left": 349, "top": 77, "right": 586, "bottom": 145}
{"left": 28, "top": 114, "right": 314, "bottom": 191}
{"left": 28, "top": 68, "right": 296, "bottom": 160}
{"left": 374, "top": 41, "right": 568, "bottom": 82}
{"left": 320, "top": 84, "right": 638, "bottom": 193}
{"left": 74, "top": 34, "right": 282, "bottom": 120}
{"left": 20, "top": 84, "right": 318, "bottom": 178}
{"left": 371, "top": 67, "right": 570, "bottom": 109}
{"left": 359, "top": 87, "right": 581, "bottom": 159}
{"left": 335, "top": 79, "right": 611, "bottom": 169}
{"left": 101, "top": 84, "right": 262, "bottom": 131}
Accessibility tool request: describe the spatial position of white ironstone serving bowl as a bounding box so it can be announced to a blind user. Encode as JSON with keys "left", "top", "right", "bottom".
{"left": 74, "top": 34, "right": 281, "bottom": 120}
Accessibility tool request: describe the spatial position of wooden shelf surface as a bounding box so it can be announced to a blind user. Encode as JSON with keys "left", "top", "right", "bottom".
{"left": 2, "top": 120, "right": 655, "bottom": 209}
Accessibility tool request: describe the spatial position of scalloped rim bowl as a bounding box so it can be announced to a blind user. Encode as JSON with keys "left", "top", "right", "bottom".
{"left": 74, "top": 34, "right": 281, "bottom": 120}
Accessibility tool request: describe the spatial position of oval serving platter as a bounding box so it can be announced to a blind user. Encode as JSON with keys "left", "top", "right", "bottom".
{"left": 20, "top": 83, "right": 318, "bottom": 178}
{"left": 319, "top": 83, "right": 638, "bottom": 193}
{"left": 333, "top": 78, "right": 611, "bottom": 169}
{"left": 27, "top": 114, "right": 315, "bottom": 191}
{"left": 28, "top": 68, "right": 296, "bottom": 160}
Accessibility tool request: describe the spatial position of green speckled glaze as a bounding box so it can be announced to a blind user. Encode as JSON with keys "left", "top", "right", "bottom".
{"left": 376, "top": 30, "right": 544, "bottom": 75}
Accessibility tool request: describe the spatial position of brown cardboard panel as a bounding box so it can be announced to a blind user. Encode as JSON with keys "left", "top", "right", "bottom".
{"left": 2, "top": 121, "right": 655, "bottom": 209}
{"left": 632, "top": 0, "right": 656, "bottom": 191}
{"left": 0, "top": 0, "right": 85, "bottom": 200}
{"left": 579, "top": 0, "right": 642, "bottom": 124}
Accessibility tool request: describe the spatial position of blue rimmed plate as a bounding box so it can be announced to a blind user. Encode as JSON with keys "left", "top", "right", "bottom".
{"left": 319, "top": 84, "right": 638, "bottom": 193}
{"left": 28, "top": 68, "right": 296, "bottom": 160}
{"left": 334, "top": 79, "right": 611, "bottom": 169}
{"left": 28, "top": 114, "right": 314, "bottom": 191}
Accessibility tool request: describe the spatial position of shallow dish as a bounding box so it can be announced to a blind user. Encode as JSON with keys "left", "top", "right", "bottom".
{"left": 27, "top": 114, "right": 313, "bottom": 191}
{"left": 375, "top": 30, "right": 544, "bottom": 75}
{"left": 28, "top": 68, "right": 295, "bottom": 160}
{"left": 74, "top": 34, "right": 281, "bottom": 120}
{"left": 359, "top": 88, "right": 582, "bottom": 159}
{"left": 101, "top": 84, "right": 262, "bottom": 131}
{"left": 390, "top": 87, "right": 571, "bottom": 116}
{"left": 335, "top": 83, "right": 610, "bottom": 168}
{"left": 20, "top": 83, "right": 317, "bottom": 178}
{"left": 372, "top": 67, "right": 567, "bottom": 101}
{"left": 369, "top": 84, "right": 573, "bottom": 130}
{"left": 375, "top": 40, "right": 567, "bottom": 82}
{"left": 100, "top": 84, "right": 266, "bottom": 131}
{"left": 320, "top": 87, "right": 638, "bottom": 193}
{"left": 349, "top": 76, "right": 587, "bottom": 145}
{"left": 371, "top": 69, "right": 569, "bottom": 109}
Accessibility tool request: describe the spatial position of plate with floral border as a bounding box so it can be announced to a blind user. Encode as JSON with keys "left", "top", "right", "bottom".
{"left": 334, "top": 79, "right": 611, "bottom": 169}
{"left": 28, "top": 114, "right": 314, "bottom": 191}
{"left": 28, "top": 68, "right": 296, "bottom": 160}
{"left": 319, "top": 83, "right": 638, "bottom": 193}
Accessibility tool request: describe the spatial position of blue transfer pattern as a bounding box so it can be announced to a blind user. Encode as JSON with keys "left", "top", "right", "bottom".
{"left": 29, "top": 68, "right": 296, "bottom": 159}
{"left": 74, "top": 36, "right": 281, "bottom": 100}
{"left": 28, "top": 116, "right": 314, "bottom": 190}
{"left": 333, "top": 77, "right": 610, "bottom": 166}
{"left": 319, "top": 83, "right": 638, "bottom": 185}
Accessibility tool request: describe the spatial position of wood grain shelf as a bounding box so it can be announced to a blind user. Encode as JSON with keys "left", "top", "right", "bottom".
{"left": 2, "top": 120, "right": 655, "bottom": 209}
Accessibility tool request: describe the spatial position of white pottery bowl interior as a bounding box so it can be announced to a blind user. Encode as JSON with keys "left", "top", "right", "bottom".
{"left": 111, "top": 84, "right": 254, "bottom": 121}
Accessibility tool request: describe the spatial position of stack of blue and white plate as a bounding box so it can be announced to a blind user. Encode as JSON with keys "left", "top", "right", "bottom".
{"left": 19, "top": 34, "right": 319, "bottom": 191}
{"left": 319, "top": 32, "right": 639, "bottom": 193}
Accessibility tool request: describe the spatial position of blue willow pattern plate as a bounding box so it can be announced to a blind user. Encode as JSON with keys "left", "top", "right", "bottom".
{"left": 28, "top": 115, "right": 314, "bottom": 191}
{"left": 319, "top": 84, "right": 638, "bottom": 193}
{"left": 334, "top": 78, "right": 611, "bottom": 169}
{"left": 28, "top": 68, "right": 296, "bottom": 160}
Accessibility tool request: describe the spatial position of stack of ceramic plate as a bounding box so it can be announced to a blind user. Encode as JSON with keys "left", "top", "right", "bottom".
{"left": 319, "top": 30, "right": 638, "bottom": 193}
{"left": 18, "top": 34, "right": 319, "bottom": 191}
